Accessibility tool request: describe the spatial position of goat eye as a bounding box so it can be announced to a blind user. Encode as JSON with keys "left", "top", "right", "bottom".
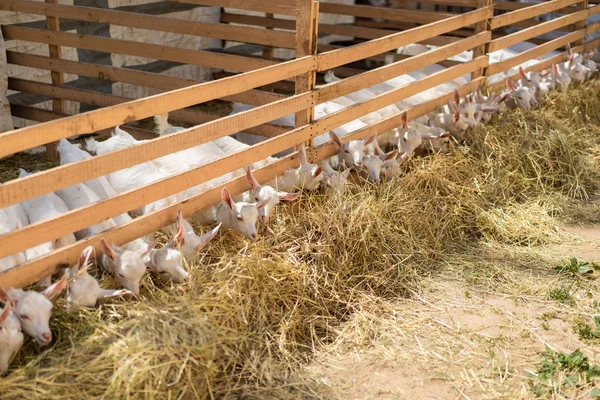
{"left": 159, "top": 271, "right": 169, "bottom": 275}
{"left": 19, "top": 314, "right": 29, "bottom": 320}
{"left": 255, "top": 197, "right": 260, "bottom": 202}
{"left": 344, "top": 150, "right": 350, "bottom": 154}
{"left": 237, "top": 215, "right": 243, "bottom": 221}
{"left": 118, "top": 273, "right": 125, "bottom": 278}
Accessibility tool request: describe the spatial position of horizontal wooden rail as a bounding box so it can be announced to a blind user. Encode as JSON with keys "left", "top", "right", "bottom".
{"left": 318, "top": 32, "right": 490, "bottom": 103}
{"left": 5, "top": 52, "right": 285, "bottom": 107}
{"left": 0, "top": 56, "right": 487, "bottom": 258}
{"left": 0, "top": 91, "right": 314, "bottom": 211}
{"left": 1, "top": 26, "right": 276, "bottom": 74}
{"left": 494, "top": 0, "right": 579, "bottom": 12}
{"left": 584, "top": 37, "right": 600, "bottom": 51}
{"left": 0, "top": 0, "right": 295, "bottom": 49}
{"left": 312, "top": 77, "right": 486, "bottom": 162}
{"left": 0, "top": 153, "right": 300, "bottom": 288}
{"left": 0, "top": 55, "right": 314, "bottom": 159}
{"left": 491, "top": 0, "right": 582, "bottom": 29}
{"left": 489, "top": 8, "right": 588, "bottom": 52}
{"left": 488, "top": 44, "right": 585, "bottom": 90}
{"left": 487, "top": 30, "right": 585, "bottom": 75}
{"left": 318, "top": 2, "right": 455, "bottom": 24}
{"left": 316, "top": 6, "right": 492, "bottom": 71}
{"left": 170, "top": 0, "right": 298, "bottom": 16}
{"left": 7, "top": 78, "right": 289, "bottom": 139}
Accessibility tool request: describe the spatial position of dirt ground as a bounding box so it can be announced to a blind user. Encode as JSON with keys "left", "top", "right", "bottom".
{"left": 302, "top": 224, "right": 600, "bottom": 399}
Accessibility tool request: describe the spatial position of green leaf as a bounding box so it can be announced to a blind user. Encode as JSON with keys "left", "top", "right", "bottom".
{"left": 579, "top": 265, "right": 595, "bottom": 274}
{"left": 590, "top": 388, "right": 600, "bottom": 398}
{"left": 594, "top": 316, "right": 600, "bottom": 331}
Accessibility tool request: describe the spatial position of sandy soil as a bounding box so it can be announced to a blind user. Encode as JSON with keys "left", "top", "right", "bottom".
{"left": 302, "top": 224, "right": 600, "bottom": 400}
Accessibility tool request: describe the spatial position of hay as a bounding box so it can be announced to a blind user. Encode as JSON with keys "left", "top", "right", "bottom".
{"left": 0, "top": 80, "right": 599, "bottom": 399}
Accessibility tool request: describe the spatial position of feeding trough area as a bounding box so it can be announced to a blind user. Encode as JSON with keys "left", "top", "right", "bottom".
{"left": 0, "top": 0, "right": 598, "bottom": 396}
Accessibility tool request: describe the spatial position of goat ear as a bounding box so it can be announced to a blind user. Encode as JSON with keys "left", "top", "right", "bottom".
{"left": 297, "top": 143, "right": 308, "bottom": 166}
{"left": 221, "top": 188, "right": 234, "bottom": 210}
{"left": 506, "top": 79, "right": 516, "bottom": 92}
{"left": 519, "top": 66, "right": 527, "bottom": 80}
{"left": 569, "top": 54, "right": 575, "bottom": 68}
{"left": 329, "top": 131, "right": 343, "bottom": 149}
{"left": 453, "top": 89, "right": 460, "bottom": 105}
{"left": 169, "top": 223, "right": 185, "bottom": 249}
{"left": 42, "top": 270, "right": 69, "bottom": 300}
{"left": 584, "top": 51, "right": 594, "bottom": 60}
{"left": 566, "top": 42, "right": 572, "bottom": 56}
{"left": 313, "top": 165, "right": 323, "bottom": 178}
{"left": 52, "top": 238, "right": 61, "bottom": 250}
{"left": 482, "top": 105, "right": 498, "bottom": 113}
{"left": 401, "top": 111, "right": 408, "bottom": 128}
{"left": 256, "top": 198, "right": 270, "bottom": 210}
{"left": 278, "top": 192, "right": 300, "bottom": 201}
{"left": 384, "top": 150, "right": 399, "bottom": 161}
{"left": 363, "top": 133, "right": 377, "bottom": 146}
{"left": 99, "top": 238, "right": 118, "bottom": 261}
{"left": 0, "top": 297, "right": 11, "bottom": 325}
{"left": 141, "top": 240, "right": 158, "bottom": 258}
{"left": 454, "top": 111, "right": 460, "bottom": 122}
{"left": 78, "top": 246, "right": 94, "bottom": 272}
{"left": 539, "top": 70, "right": 550, "bottom": 78}
{"left": 246, "top": 167, "right": 261, "bottom": 191}
{"left": 194, "top": 223, "right": 221, "bottom": 252}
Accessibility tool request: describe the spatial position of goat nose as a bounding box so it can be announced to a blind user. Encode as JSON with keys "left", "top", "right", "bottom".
{"left": 260, "top": 215, "right": 268, "bottom": 225}
{"left": 250, "top": 233, "right": 257, "bottom": 241}
{"left": 40, "top": 332, "right": 52, "bottom": 345}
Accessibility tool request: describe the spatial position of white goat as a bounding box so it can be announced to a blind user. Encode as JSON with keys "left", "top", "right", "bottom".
{"left": 505, "top": 79, "right": 537, "bottom": 110}
{"left": 7, "top": 272, "right": 68, "bottom": 346}
{"left": 245, "top": 168, "right": 300, "bottom": 225}
{"left": 0, "top": 287, "right": 24, "bottom": 375}
{"left": 66, "top": 246, "right": 131, "bottom": 308}
{"left": 173, "top": 209, "right": 221, "bottom": 259}
{"left": 320, "top": 159, "right": 352, "bottom": 193}
{"left": 0, "top": 204, "right": 27, "bottom": 273}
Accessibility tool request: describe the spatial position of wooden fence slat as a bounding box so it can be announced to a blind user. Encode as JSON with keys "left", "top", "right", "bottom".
{"left": 487, "top": 30, "right": 585, "bottom": 75}
{"left": 490, "top": 0, "right": 582, "bottom": 29}
{"left": 584, "top": 37, "right": 600, "bottom": 51}
{"left": 1, "top": 26, "right": 276, "bottom": 73}
{"left": 5, "top": 51, "right": 284, "bottom": 107}
{"left": 316, "top": 6, "right": 493, "bottom": 71}
{"left": 318, "top": 2, "right": 455, "bottom": 24}
{"left": 488, "top": 45, "right": 585, "bottom": 90}
{"left": 7, "top": 78, "right": 289, "bottom": 138}
{"left": 0, "top": 55, "right": 314, "bottom": 159}
{"left": 312, "top": 77, "right": 486, "bottom": 162}
{"left": 0, "top": 90, "right": 313, "bottom": 211}
{"left": 318, "top": 32, "right": 490, "bottom": 103}
{"left": 0, "top": 0, "right": 296, "bottom": 49}
{"left": 170, "top": 0, "right": 297, "bottom": 16}
{"left": 489, "top": 8, "right": 589, "bottom": 53}
{"left": 44, "top": 0, "right": 62, "bottom": 161}
{"left": 0, "top": 154, "right": 300, "bottom": 288}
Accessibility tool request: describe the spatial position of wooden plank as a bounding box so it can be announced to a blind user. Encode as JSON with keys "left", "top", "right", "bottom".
{"left": 0, "top": 55, "right": 314, "bottom": 159}
{"left": 584, "top": 36, "right": 600, "bottom": 51}
{"left": 318, "top": 2, "right": 455, "bottom": 24}
{"left": 44, "top": 0, "right": 62, "bottom": 161}
{"left": 487, "top": 30, "right": 585, "bottom": 75}
{"left": 0, "top": 56, "right": 488, "bottom": 260}
{"left": 0, "top": 0, "right": 296, "bottom": 49}
{"left": 573, "top": 0, "right": 589, "bottom": 47}
{"left": 5, "top": 51, "right": 284, "bottom": 107}
{"left": 489, "top": 8, "right": 589, "bottom": 52}
{"left": 494, "top": 0, "right": 579, "bottom": 11}
{"left": 0, "top": 113, "right": 314, "bottom": 260}
{"left": 316, "top": 6, "right": 493, "bottom": 71}
{"left": 312, "top": 78, "right": 485, "bottom": 162}
{"left": 7, "top": 78, "right": 289, "bottom": 138}
{"left": 490, "top": 0, "right": 582, "bottom": 29}
{"left": 295, "top": 0, "right": 318, "bottom": 157}
{"left": 1, "top": 26, "right": 276, "bottom": 73}
{"left": 487, "top": 44, "right": 585, "bottom": 90}
{"left": 170, "top": 0, "right": 297, "bottom": 16}
{"left": 0, "top": 154, "right": 300, "bottom": 288}
{"left": 471, "top": 0, "right": 491, "bottom": 79}
{"left": 317, "top": 32, "right": 490, "bottom": 103}
{"left": 0, "top": 91, "right": 314, "bottom": 210}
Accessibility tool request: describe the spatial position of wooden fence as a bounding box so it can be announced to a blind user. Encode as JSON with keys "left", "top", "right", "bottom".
{"left": 0, "top": 0, "right": 598, "bottom": 288}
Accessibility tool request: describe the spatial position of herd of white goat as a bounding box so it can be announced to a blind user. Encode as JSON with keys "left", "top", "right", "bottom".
{"left": 0, "top": 41, "right": 597, "bottom": 375}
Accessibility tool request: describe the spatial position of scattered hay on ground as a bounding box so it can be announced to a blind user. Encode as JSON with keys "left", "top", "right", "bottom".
{"left": 0, "top": 81, "right": 599, "bottom": 399}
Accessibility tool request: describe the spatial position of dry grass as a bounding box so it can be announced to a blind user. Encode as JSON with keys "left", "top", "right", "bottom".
{"left": 0, "top": 80, "right": 599, "bottom": 399}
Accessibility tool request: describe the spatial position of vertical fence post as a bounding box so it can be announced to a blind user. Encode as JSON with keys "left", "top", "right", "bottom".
{"left": 573, "top": 0, "right": 589, "bottom": 48}
{"left": 264, "top": 12, "right": 275, "bottom": 92}
{"left": 294, "top": 0, "right": 319, "bottom": 162}
{"left": 471, "top": 0, "right": 493, "bottom": 81}
{"left": 44, "top": 0, "right": 64, "bottom": 161}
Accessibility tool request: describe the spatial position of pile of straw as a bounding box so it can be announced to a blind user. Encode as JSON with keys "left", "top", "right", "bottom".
{"left": 0, "top": 81, "right": 598, "bottom": 399}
